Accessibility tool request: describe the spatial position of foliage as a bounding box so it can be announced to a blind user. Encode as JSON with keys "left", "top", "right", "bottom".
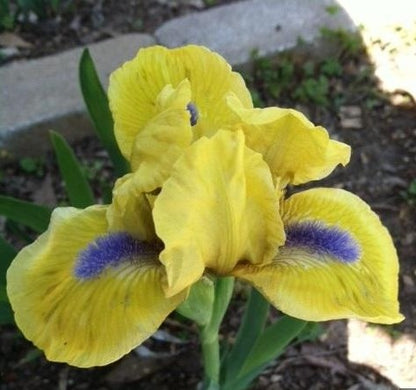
{"left": 0, "top": 0, "right": 71, "bottom": 31}
{"left": 19, "top": 157, "right": 45, "bottom": 177}
{"left": 401, "top": 179, "right": 416, "bottom": 206}
{"left": 0, "top": 0, "right": 14, "bottom": 30}
{"left": 79, "top": 49, "right": 129, "bottom": 177}
{"left": 246, "top": 28, "right": 366, "bottom": 109}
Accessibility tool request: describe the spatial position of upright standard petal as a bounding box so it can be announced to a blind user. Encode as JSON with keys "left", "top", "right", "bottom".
{"left": 227, "top": 94, "right": 351, "bottom": 186}
{"left": 153, "top": 130, "right": 285, "bottom": 297}
{"left": 234, "top": 188, "right": 403, "bottom": 324}
{"left": 129, "top": 83, "right": 193, "bottom": 191}
{"left": 7, "top": 206, "right": 185, "bottom": 367}
{"left": 108, "top": 45, "right": 252, "bottom": 160}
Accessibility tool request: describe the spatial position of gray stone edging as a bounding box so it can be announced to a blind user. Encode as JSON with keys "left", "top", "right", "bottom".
{"left": 155, "top": 0, "right": 354, "bottom": 66}
{"left": 0, "top": 33, "right": 156, "bottom": 159}
{"left": 0, "top": 0, "right": 357, "bottom": 159}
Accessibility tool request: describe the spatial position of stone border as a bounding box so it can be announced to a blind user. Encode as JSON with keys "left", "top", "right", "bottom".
{"left": 0, "top": 0, "right": 361, "bottom": 158}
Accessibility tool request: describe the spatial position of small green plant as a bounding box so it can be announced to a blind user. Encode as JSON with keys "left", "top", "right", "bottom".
{"left": 325, "top": 5, "right": 339, "bottom": 15}
{"left": 0, "top": 0, "right": 71, "bottom": 31}
{"left": 17, "top": 0, "right": 66, "bottom": 20}
{"left": 0, "top": 0, "right": 14, "bottom": 30}
{"left": 293, "top": 75, "right": 329, "bottom": 106}
{"left": 401, "top": 179, "right": 416, "bottom": 206}
{"left": 19, "top": 157, "right": 45, "bottom": 177}
{"left": 321, "top": 58, "right": 343, "bottom": 77}
{"left": 320, "top": 27, "right": 363, "bottom": 58}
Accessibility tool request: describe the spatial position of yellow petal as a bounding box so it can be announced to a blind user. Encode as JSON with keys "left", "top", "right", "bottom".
{"left": 7, "top": 206, "right": 185, "bottom": 367}
{"left": 153, "top": 130, "right": 285, "bottom": 297}
{"left": 129, "top": 85, "right": 193, "bottom": 190}
{"left": 107, "top": 173, "right": 156, "bottom": 241}
{"left": 227, "top": 94, "right": 351, "bottom": 186}
{"left": 234, "top": 188, "right": 403, "bottom": 324}
{"left": 108, "top": 45, "right": 252, "bottom": 159}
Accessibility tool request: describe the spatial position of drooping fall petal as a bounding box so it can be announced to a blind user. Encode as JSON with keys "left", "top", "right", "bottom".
{"left": 153, "top": 130, "right": 285, "bottom": 297}
{"left": 234, "top": 188, "right": 403, "bottom": 324}
{"left": 7, "top": 206, "right": 185, "bottom": 367}
{"left": 227, "top": 94, "right": 351, "bottom": 186}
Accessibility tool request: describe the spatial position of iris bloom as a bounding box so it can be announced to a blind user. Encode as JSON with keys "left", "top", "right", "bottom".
{"left": 7, "top": 46, "right": 402, "bottom": 369}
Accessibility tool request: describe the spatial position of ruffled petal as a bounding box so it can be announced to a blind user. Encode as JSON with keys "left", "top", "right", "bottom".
{"left": 227, "top": 94, "right": 351, "bottom": 186}
{"left": 153, "top": 130, "right": 285, "bottom": 297}
{"left": 107, "top": 173, "right": 156, "bottom": 241}
{"left": 129, "top": 82, "right": 193, "bottom": 190}
{"left": 7, "top": 206, "right": 185, "bottom": 367}
{"left": 108, "top": 45, "right": 252, "bottom": 159}
{"left": 234, "top": 188, "right": 403, "bottom": 324}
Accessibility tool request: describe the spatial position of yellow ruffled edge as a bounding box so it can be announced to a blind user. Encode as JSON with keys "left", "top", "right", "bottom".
{"left": 227, "top": 94, "right": 351, "bottom": 186}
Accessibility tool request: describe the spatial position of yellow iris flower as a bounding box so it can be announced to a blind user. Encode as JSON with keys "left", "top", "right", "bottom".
{"left": 6, "top": 46, "right": 402, "bottom": 369}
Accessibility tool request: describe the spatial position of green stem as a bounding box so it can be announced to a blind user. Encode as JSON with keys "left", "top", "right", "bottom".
{"left": 200, "top": 327, "right": 221, "bottom": 383}
{"left": 199, "top": 277, "right": 234, "bottom": 386}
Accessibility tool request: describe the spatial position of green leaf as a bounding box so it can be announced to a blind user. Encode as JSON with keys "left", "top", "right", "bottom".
{"left": 0, "top": 195, "right": 51, "bottom": 233}
{"left": 241, "top": 316, "right": 307, "bottom": 374}
{"left": 5, "top": 220, "right": 33, "bottom": 243}
{"left": 176, "top": 276, "right": 215, "bottom": 326}
{"left": 223, "top": 288, "right": 269, "bottom": 381}
{"left": 0, "top": 301, "right": 14, "bottom": 325}
{"left": 50, "top": 131, "right": 95, "bottom": 208}
{"left": 223, "top": 316, "right": 307, "bottom": 390}
{"left": 79, "top": 49, "right": 129, "bottom": 176}
{"left": 0, "top": 287, "right": 8, "bottom": 302}
{"left": 15, "top": 348, "right": 43, "bottom": 366}
{"left": 0, "top": 235, "right": 16, "bottom": 286}
{"left": 294, "top": 322, "right": 324, "bottom": 344}
{"left": 201, "top": 378, "right": 220, "bottom": 390}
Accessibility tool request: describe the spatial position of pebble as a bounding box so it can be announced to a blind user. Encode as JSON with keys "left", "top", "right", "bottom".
{"left": 339, "top": 106, "right": 363, "bottom": 129}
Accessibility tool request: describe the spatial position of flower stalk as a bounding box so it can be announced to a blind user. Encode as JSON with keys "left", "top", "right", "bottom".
{"left": 199, "top": 277, "right": 234, "bottom": 386}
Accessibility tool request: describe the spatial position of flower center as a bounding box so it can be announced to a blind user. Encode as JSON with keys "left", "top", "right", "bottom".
{"left": 74, "top": 232, "right": 158, "bottom": 279}
{"left": 285, "top": 221, "right": 361, "bottom": 263}
{"left": 186, "top": 102, "right": 199, "bottom": 126}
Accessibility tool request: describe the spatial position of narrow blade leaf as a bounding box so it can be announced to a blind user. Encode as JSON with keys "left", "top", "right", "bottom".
{"left": 0, "top": 301, "right": 14, "bottom": 325}
{"left": 0, "top": 195, "right": 51, "bottom": 233}
{"left": 0, "top": 235, "right": 16, "bottom": 286}
{"left": 223, "top": 316, "right": 307, "bottom": 390}
{"left": 241, "top": 316, "right": 307, "bottom": 374}
{"left": 79, "top": 49, "right": 129, "bottom": 176}
{"left": 50, "top": 131, "right": 95, "bottom": 208}
{"left": 223, "top": 287, "right": 269, "bottom": 380}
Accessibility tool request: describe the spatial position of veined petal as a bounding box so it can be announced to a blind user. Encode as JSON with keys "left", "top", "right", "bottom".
{"left": 234, "top": 188, "right": 403, "bottom": 324}
{"left": 7, "top": 206, "right": 185, "bottom": 367}
{"left": 130, "top": 95, "right": 193, "bottom": 190}
{"left": 153, "top": 130, "right": 285, "bottom": 297}
{"left": 108, "top": 45, "right": 252, "bottom": 159}
{"left": 107, "top": 173, "right": 156, "bottom": 241}
{"left": 227, "top": 94, "right": 351, "bottom": 186}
